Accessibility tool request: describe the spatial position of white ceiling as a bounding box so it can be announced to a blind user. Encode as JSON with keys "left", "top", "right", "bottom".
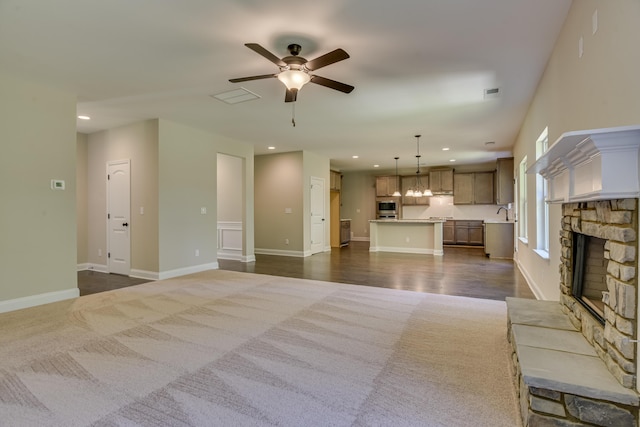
{"left": 0, "top": 0, "right": 571, "bottom": 172}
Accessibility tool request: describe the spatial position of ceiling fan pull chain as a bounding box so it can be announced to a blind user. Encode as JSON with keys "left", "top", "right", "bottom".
{"left": 291, "top": 102, "right": 296, "bottom": 127}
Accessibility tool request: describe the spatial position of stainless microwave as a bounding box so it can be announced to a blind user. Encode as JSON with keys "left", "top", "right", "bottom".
{"left": 377, "top": 201, "right": 397, "bottom": 214}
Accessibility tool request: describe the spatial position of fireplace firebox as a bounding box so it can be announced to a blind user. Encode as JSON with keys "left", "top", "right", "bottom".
{"left": 571, "top": 233, "right": 607, "bottom": 325}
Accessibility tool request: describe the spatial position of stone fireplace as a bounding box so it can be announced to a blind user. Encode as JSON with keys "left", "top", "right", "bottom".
{"left": 507, "top": 125, "right": 640, "bottom": 426}
{"left": 560, "top": 199, "right": 637, "bottom": 388}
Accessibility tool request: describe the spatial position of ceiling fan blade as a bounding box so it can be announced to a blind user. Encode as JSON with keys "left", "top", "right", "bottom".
{"left": 229, "top": 74, "right": 277, "bottom": 83}
{"left": 304, "top": 49, "right": 350, "bottom": 71}
{"left": 285, "top": 88, "right": 298, "bottom": 103}
{"left": 310, "top": 75, "right": 354, "bottom": 93}
{"left": 245, "top": 43, "right": 286, "bottom": 67}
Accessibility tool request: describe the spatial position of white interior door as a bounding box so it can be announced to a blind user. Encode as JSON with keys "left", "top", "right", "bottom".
{"left": 310, "top": 177, "right": 325, "bottom": 254}
{"left": 107, "top": 160, "right": 131, "bottom": 275}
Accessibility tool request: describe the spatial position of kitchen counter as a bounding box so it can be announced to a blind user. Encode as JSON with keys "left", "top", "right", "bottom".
{"left": 369, "top": 220, "right": 443, "bottom": 256}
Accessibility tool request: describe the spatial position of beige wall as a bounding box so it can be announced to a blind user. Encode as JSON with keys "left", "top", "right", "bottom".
{"left": 86, "top": 120, "right": 160, "bottom": 274}
{"left": 81, "top": 118, "right": 255, "bottom": 276}
{"left": 255, "top": 150, "right": 330, "bottom": 255}
{"left": 217, "top": 153, "right": 243, "bottom": 222}
{"left": 255, "top": 152, "right": 304, "bottom": 253}
{"left": 340, "top": 172, "right": 377, "bottom": 240}
{"left": 512, "top": 0, "right": 640, "bottom": 300}
{"left": 77, "top": 133, "right": 88, "bottom": 265}
{"left": 0, "top": 71, "right": 77, "bottom": 303}
{"left": 158, "top": 120, "right": 218, "bottom": 273}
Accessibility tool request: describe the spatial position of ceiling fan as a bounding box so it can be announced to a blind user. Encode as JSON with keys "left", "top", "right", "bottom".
{"left": 229, "top": 43, "right": 354, "bottom": 102}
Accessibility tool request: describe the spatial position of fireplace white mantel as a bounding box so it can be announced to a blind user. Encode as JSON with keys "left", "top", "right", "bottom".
{"left": 527, "top": 125, "right": 640, "bottom": 203}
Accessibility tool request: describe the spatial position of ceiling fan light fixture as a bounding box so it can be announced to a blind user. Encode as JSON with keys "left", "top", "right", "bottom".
{"left": 277, "top": 69, "right": 311, "bottom": 91}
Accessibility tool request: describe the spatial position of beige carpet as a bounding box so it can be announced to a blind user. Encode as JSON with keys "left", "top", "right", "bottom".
{"left": 0, "top": 270, "right": 520, "bottom": 426}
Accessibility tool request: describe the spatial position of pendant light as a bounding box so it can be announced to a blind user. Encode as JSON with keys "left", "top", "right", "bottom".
{"left": 392, "top": 157, "right": 402, "bottom": 197}
{"left": 407, "top": 135, "right": 433, "bottom": 198}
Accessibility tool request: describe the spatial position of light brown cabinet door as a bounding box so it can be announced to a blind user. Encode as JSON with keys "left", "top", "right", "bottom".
{"left": 330, "top": 171, "right": 342, "bottom": 191}
{"left": 443, "top": 221, "right": 455, "bottom": 244}
{"left": 454, "top": 172, "right": 494, "bottom": 204}
{"left": 474, "top": 172, "right": 494, "bottom": 204}
{"left": 453, "top": 173, "right": 474, "bottom": 204}
{"left": 496, "top": 158, "right": 514, "bottom": 204}
{"left": 468, "top": 226, "right": 484, "bottom": 245}
{"left": 376, "top": 176, "right": 399, "bottom": 197}
{"left": 430, "top": 169, "right": 454, "bottom": 193}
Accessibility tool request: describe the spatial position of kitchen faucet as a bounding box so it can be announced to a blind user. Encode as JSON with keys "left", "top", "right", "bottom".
{"left": 497, "top": 206, "right": 509, "bottom": 221}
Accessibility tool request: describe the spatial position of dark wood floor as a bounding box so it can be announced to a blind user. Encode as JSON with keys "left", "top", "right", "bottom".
{"left": 79, "top": 242, "right": 534, "bottom": 301}
{"left": 78, "top": 270, "right": 149, "bottom": 296}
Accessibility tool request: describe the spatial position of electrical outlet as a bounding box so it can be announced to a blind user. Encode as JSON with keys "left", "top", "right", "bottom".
{"left": 98, "top": 249, "right": 102, "bottom": 257}
{"left": 285, "top": 238, "right": 289, "bottom": 245}
{"left": 200, "top": 207, "right": 207, "bottom": 215}
{"left": 195, "top": 249, "right": 200, "bottom": 257}
{"left": 406, "top": 237, "right": 410, "bottom": 242}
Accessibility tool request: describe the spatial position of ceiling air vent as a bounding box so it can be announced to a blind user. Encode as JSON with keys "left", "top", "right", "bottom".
{"left": 484, "top": 87, "right": 500, "bottom": 99}
{"left": 211, "top": 88, "right": 261, "bottom": 104}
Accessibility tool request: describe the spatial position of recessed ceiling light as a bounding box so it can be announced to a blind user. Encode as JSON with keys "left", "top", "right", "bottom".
{"left": 78, "top": 115, "right": 91, "bottom": 120}
{"left": 442, "top": 147, "right": 450, "bottom": 151}
{"left": 485, "top": 141, "right": 495, "bottom": 146}
{"left": 449, "top": 159, "right": 456, "bottom": 162}
{"left": 352, "top": 155, "right": 359, "bottom": 159}
{"left": 373, "top": 164, "right": 380, "bottom": 168}
{"left": 268, "top": 146, "right": 275, "bottom": 150}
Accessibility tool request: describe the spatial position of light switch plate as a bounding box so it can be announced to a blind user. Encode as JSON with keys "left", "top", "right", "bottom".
{"left": 51, "top": 179, "right": 65, "bottom": 190}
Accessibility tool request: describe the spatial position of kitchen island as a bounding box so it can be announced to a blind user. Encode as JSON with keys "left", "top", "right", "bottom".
{"left": 369, "top": 219, "right": 444, "bottom": 256}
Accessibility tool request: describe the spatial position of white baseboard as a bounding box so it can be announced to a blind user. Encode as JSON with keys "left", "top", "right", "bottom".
{"left": 158, "top": 262, "right": 219, "bottom": 280}
{"left": 514, "top": 258, "right": 543, "bottom": 300}
{"left": 254, "top": 248, "right": 306, "bottom": 257}
{"left": 217, "top": 252, "right": 256, "bottom": 263}
{"left": 0, "top": 288, "right": 79, "bottom": 314}
{"left": 350, "top": 237, "right": 370, "bottom": 242}
{"left": 130, "top": 269, "right": 159, "bottom": 281}
{"left": 77, "top": 263, "right": 108, "bottom": 273}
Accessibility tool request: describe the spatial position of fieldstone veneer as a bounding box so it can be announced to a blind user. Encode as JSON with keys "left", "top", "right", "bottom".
{"left": 560, "top": 199, "right": 638, "bottom": 389}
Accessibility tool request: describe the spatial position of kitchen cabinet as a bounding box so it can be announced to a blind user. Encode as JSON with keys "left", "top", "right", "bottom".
{"left": 401, "top": 175, "right": 430, "bottom": 205}
{"left": 453, "top": 172, "right": 494, "bottom": 205}
{"left": 340, "top": 220, "right": 351, "bottom": 247}
{"left": 330, "top": 170, "right": 342, "bottom": 191}
{"left": 429, "top": 168, "right": 454, "bottom": 194}
{"left": 376, "top": 175, "right": 400, "bottom": 197}
{"left": 484, "top": 222, "right": 514, "bottom": 258}
{"left": 453, "top": 220, "right": 484, "bottom": 246}
{"left": 443, "top": 220, "right": 455, "bottom": 244}
{"left": 496, "top": 157, "right": 514, "bottom": 204}
{"left": 443, "top": 220, "right": 484, "bottom": 245}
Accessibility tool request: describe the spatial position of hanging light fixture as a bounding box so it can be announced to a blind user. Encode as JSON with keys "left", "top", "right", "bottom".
{"left": 406, "top": 135, "right": 433, "bottom": 198}
{"left": 392, "top": 157, "right": 402, "bottom": 197}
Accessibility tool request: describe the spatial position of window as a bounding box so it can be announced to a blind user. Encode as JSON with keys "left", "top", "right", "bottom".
{"left": 518, "top": 157, "right": 528, "bottom": 242}
{"left": 535, "top": 128, "right": 549, "bottom": 256}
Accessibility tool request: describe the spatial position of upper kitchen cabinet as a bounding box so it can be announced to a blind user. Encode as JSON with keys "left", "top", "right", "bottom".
{"left": 453, "top": 172, "right": 494, "bottom": 204}
{"left": 330, "top": 170, "right": 342, "bottom": 191}
{"left": 429, "top": 168, "right": 454, "bottom": 194}
{"left": 495, "top": 157, "right": 514, "bottom": 204}
{"left": 376, "top": 175, "right": 400, "bottom": 197}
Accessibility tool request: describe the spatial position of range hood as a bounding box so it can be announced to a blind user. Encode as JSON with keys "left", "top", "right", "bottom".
{"left": 527, "top": 125, "right": 640, "bottom": 203}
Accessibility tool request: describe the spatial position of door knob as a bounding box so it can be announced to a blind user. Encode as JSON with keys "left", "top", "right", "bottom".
{"left": 122, "top": 222, "right": 129, "bottom": 227}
